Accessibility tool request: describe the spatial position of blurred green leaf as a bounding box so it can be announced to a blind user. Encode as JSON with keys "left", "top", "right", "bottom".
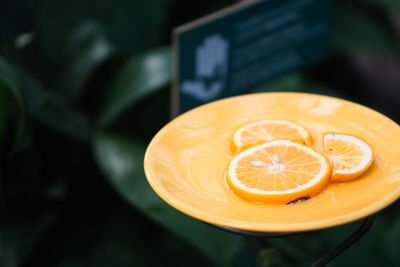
{"left": 0, "top": 85, "right": 4, "bottom": 138}
{"left": 312, "top": 216, "right": 396, "bottom": 267}
{"left": 0, "top": 57, "right": 24, "bottom": 109}
{"left": 0, "top": 215, "right": 54, "bottom": 267}
{"left": 257, "top": 248, "right": 282, "bottom": 267}
{"left": 0, "top": 57, "right": 89, "bottom": 139}
{"left": 98, "top": 47, "right": 171, "bottom": 127}
{"left": 332, "top": 5, "right": 400, "bottom": 57}
{"left": 36, "top": 0, "right": 101, "bottom": 63}
{"left": 93, "top": 132, "right": 242, "bottom": 265}
{"left": 373, "top": 0, "right": 400, "bottom": 13}
{"left": 385, "top": 218, "right": 400, "bottom": 263}
{"left": 253, "top": 73, "right": 343, "bottom": 98}
{"left": 20, "top": 77, "right": 90, "bottom": 139}
{"left": 93, "top": 208, "right": 211, "bottom": 267}
{"left": 253, "top": 73, "right": 305, "bottom": 93}
{"left": 0, "top": 57, "right": 25, "bottom": 153}
{"left": 36, "top": 0, "right": 166, "bottom": 62}
{"left": 102, "top": 0, "right": 167, "bottom": 53}
{"left": 57, "top": 21, "right": 115, "bottom": 101}
{"left": 265, "top": 238, "right": 306, "bottom": 265}
{"left": 233, "top": 239, "right": 261, "bottom": 267}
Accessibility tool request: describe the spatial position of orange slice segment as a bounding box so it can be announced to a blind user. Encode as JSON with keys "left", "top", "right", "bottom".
{"left": 323, "top": 132, "right": 374, "bottom": 182}
{"left": 227, "top": 140, "right": 331, "bottom": 204}
{"left": 232, "top": 120, "right": 312, "bottom": 151}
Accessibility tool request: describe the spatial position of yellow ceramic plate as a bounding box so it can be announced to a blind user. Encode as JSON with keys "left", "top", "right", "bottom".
{"left": 144, "top": 93, "right": 400, "bottom": 233}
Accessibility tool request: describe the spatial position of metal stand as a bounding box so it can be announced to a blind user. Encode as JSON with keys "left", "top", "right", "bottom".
{"left": 310, "top": 214, "right": 375, "bottom": 267}
{"left": 209, "top": 214, "right": 376, "bottom": 266}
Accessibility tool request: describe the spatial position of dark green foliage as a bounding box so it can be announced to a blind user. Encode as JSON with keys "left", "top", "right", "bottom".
{"left": 1, "top": 0, "right": 400, "bottom": 266}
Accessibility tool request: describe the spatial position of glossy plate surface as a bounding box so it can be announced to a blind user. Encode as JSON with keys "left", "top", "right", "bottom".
{"left": 144, "top": 93, "right": 400, "bottom": 233}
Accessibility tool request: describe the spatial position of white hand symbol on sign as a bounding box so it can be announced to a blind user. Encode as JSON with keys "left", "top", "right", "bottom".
{"left": 182, "top": 34, "right": 228, "bottom": 100}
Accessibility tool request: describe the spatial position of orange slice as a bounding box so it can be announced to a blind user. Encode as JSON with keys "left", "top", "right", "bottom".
{"left": 323, "top": 132, "right": 374, "bottom": 182}
{"left": 232, "top": 120, "right": 312, "bottom": 151}
{"left": 227, "top": 140, "right": 331, "bottom": 204}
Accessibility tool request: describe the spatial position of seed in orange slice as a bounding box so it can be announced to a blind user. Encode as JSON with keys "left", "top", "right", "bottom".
{"left": 227, "top": 140, "right": 331, "bottom": 204}
{"left": 323, "top": 132, "right": 374, "bottom": 182}
{"left": 232, "top": 120, "right": 312, "bottom": 152}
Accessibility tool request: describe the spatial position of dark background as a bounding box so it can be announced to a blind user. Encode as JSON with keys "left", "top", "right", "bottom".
{"left": 1, "top": 0, "right": 400, "bottom": 266}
